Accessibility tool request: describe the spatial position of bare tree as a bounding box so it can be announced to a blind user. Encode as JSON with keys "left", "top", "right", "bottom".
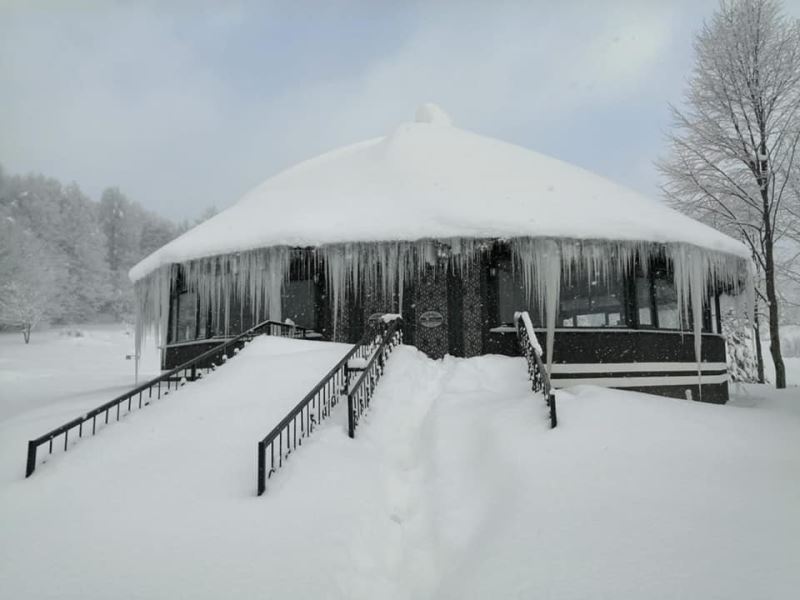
{"left": 660, "top": 0, "right": 800, "bottom": 388}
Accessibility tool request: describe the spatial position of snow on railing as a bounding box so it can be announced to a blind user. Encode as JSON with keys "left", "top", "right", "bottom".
{"left": 346, "top": 319, "right": 403, "bottom": 438}
{"left": 514, "top": 310, "right": 543, "bottom": 356}
{"left": 24, "top": 320, "right": 311, "bottom": 479}
{"left": 256, "top": 317, "right": 403, "bottom": 496}
{"left": 514, "top": 311, "right": 557, "bottom": 428}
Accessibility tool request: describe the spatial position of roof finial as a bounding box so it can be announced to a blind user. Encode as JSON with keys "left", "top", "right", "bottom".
{"left": 414, "top": 103, "right": 452, "bottom": 126}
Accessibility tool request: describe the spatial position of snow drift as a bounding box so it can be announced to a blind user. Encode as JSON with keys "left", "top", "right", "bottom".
{"left": 1, "top": 339, "right": 798, "bottom": 599}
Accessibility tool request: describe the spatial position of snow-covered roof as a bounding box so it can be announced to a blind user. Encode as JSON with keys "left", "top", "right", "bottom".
{"left": 130, "top": 104, "right": 748, "bottom": 282}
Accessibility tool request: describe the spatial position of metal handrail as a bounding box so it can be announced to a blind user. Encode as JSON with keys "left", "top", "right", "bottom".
{"left": 514, "top": 311, "right": 557, "bottom": 428}
{"left": 347, "top": 319, "right": 404, "bottom": 438}
{"left": 256, "top": 318, "right": 402, "bottom": 495}
{"left": 25, "top": 319, "right": 310, "bottom": 477}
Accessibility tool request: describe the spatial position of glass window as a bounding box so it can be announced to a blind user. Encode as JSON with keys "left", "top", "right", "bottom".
{"left": 497, "top": 265, "right": 526, "bottom": 325}
{"left": 169, "top": 294, "right": 179, "bottom": 343}
{"left": 560, "top": 275, "right": 625, "bottom": 328}
{"left": 227, "top": 294, "right": 253, "bottom": 337}
{"left": 198, "top": 303, "right": 208, "bottom": 339}
{"left": 636, "top": 276, "right": 654, "bottom": 327}
{"left": 282, "top": 278, "right": 318, "bottom": 330}
{"left": 494, "top": 259, "right": 543, "bottom": 327}
{"left": 654, "top": 278, "right": 680, "bottom": 329}
{"left": 176, "top": 291, "right": 198, "bottom": 342}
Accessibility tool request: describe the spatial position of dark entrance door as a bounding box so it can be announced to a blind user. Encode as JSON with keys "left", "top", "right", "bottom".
{"left": 411, "top": 265, "right": 477, "bottom": 359}
{"left": 447, "top": 270, "right": 464, "bottom": 356}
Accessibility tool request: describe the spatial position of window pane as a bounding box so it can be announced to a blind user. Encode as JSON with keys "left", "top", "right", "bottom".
{"left": 176, "top": 292, "right": 197, "bottom": 342}
{"left": 654, "top": 279, "right": 680, "bottom": 329}
{"left": 169, "top": 294, "right": 179, "bottom": 343}
{"left": 198, "top": 305, "right": 207, "bottom": 339}
{"left": 227, "top": 294, "right": 249, "bottom": 337}
{"left": 495, "top": 260, "right": 543, "bottom": 326}
{"left": 636, "top": 276, "right": 653, "bottom": 326}
{"left": 497, "top": 267, "right": 526, "bottom": 325}
{"left": 282, "top": 279, "right": 318, "bottom": 330}
{"left": 560, "top": 275, "right": 625, "bottom": 328}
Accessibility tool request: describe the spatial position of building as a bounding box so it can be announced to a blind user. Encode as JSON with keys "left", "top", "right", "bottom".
{"left": 130, "top": 105, "right": 752, "bottom": 403}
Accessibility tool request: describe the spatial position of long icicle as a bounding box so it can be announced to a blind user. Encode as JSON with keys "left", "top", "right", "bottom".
{"left": 133, "top": 237, "right": 752, "bottom": 377}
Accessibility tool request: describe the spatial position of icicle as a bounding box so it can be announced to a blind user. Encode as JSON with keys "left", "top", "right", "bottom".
{"left": 133, "top": 234, "right": 753, "bottom": 385}
{"left": 512, "top": 238, "right": 561, "bottom": 369}
{"left": 133, "top": 264, "right": 171, "bottom": 359}
{"left": 669, "top": 244, "right": 706, "bottom": 393}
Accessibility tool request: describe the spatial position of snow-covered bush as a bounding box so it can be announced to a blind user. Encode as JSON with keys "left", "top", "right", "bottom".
{"left": 722, "top": 309, "right": 759, "bottom": 383}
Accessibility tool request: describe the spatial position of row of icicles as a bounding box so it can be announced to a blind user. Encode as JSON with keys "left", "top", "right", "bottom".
{"left": 133, "top": 237, "right": 753, "bottom": 381}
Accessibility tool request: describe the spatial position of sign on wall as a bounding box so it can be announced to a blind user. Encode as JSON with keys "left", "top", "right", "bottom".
{"left": 419, "top": 310, "right": 444, "bottom": 328}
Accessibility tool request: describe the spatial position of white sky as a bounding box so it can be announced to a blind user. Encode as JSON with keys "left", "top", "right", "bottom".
{"left": 1, "top": 0, "right": 799, "bottom": 220}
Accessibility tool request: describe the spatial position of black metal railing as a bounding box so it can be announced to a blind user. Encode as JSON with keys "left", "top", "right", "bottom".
{"left": 25, "top": 319, "right": 310, "bottom": 478}
{"left": 514, "top": 311, "right": 557, "bottom": 428}
{"left": 347, "top": 319, "right": 403, "bottom": 438}
{"left": 256, "top": 318, "right": 403, "bottom": 496}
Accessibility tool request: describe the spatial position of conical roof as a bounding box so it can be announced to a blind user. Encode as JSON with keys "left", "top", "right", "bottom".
{"left": 130, "top": 104, "right": 748, "bottom": 281}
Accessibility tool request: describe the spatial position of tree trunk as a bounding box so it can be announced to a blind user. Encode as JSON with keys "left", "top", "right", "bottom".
{"left": 759, "top": 146, "right": 786, "bottom": 389}
{"left": 753, "top": 308, "right": 765, "bottom": 384}
{"left": 22, "top": 323, "right": 31, "bottom": 344}
{"left": 763, "top": 220, "right": 786, "bottom": 388}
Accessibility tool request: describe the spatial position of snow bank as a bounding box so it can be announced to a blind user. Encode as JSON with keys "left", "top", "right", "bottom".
{"left": 1, "top": 341, "right": 798, "bottom": 599}
{"left": 129, "top": 105, "right": 748, "bottom": 282}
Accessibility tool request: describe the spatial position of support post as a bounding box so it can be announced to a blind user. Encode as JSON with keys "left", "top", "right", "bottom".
{"left": 347, "top": 393, "right": 356, "bottom": 439}
{"left": 25, "top": 440, "right": 37, "bottom": 478}
{"left": 549, "top": 393, "right": 557, "bottom": 429}
{"left": 257, "top": 441, "right": 266, "bottom": 496}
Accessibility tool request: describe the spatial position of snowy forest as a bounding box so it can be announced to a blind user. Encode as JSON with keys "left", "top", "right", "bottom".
{"left": 0, "top": 164, "right": 212, "bottom": 340}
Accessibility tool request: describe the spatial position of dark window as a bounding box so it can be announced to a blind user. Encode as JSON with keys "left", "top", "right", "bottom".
{"left": 227, "top": 294, "right": 255, "bottom": 338}
{"left": 648, "top": 263, "right": 713, "bottom": 332}
{"left": 169, "top": 268, "right": 200, "bottom": 343}
{"left": 635, "top": 275, "right": 655, "bottom": 327}
{"left": 282, "top": 278, "right": 319, "bottom": 330}
{"left": 494, "top": 258, "right": 543, "bottom": 327}
{"left": 654, "top": 277, "right": 681, "bottom": 329}
{"left": 560, "top": 275, "right": 625, "bottom": 328}
{"left": 175, "top": 292, "right": 198, "bottom": 342}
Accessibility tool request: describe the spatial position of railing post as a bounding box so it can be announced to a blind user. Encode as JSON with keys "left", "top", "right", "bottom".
{"left": 549, "top": 393, "right": 557, "bottom": 428}
{"left": 25, "top": 440, "right": 37, "bottom": 478}
{"left": 347, "top": 392, "right": 356, "bottom": 438}
{"left": 257, "top": 440, "right": 266, "bottom": 496}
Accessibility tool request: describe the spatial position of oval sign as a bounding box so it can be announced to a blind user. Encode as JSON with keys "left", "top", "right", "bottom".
{"left": 419, "top": 310, "right": 444, "bottom": 328}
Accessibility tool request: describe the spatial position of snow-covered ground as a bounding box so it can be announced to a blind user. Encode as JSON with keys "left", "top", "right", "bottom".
{"left": 761, "top": 327, "right": 800, "bottom": 385}
{"left": 0, "top": 325, "right": 163, "bottom": 484}
{"left": 0, "top": 324, "right": 159, "bottom": 421}
{"left": 1, "top": 329, "right": 798, "bottom": 599}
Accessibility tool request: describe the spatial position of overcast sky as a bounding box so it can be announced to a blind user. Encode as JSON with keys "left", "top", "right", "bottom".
{"left": 2, "top": 0, "right": 799, "bottom": 221}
